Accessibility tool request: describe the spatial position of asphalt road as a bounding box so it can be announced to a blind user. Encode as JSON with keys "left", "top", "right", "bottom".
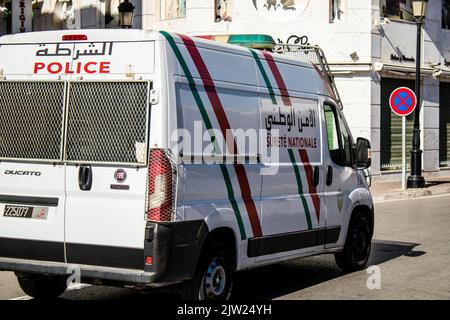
{"left": 1, "top": 194, "right": 450, "bottom": 300}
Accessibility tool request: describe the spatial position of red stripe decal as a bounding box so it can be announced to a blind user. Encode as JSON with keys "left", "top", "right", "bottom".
{"left": 261, "top": 50, "right": 321, "bottom": 224}
{"left": 298, "top": 149, "right": 320, "bottom": 222}
{"left": 311, "top": 63, "right": 335, "bottom": 99}
{"left": 261, "top": 51, "right": 292, "bottom": 107}
{"left": 178, "top": 34, "right": 263, "bottom": 237}
{"left": 233, "top": 164, "right": 263, "bottom": 237}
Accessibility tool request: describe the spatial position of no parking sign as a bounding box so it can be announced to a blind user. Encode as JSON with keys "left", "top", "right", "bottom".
{"left": 389, "top": 87, "right": 417, "bottom": 117}
{"left": 389, "top": 86, "right": 418, "bottom": 190}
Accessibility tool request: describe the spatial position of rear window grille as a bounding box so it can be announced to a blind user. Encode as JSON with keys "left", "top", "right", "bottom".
{"left": 65, "top": 82, "right": 149, "bottom": 165}
{"left": 0, "top": 81, "right": 65, "bottom": 161}
{"left": 0, "top": 81, "right": 150, "bottom": 165}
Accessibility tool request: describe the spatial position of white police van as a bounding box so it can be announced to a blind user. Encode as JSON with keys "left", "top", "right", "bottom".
{"left": 0, "top": 30, "right": 373, "bottom": 300}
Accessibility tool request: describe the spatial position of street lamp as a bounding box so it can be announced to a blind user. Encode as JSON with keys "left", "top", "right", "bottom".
{"left": 407, "top": 0, "right": 428, "bottom": 189}
{"left": 118, "top": 0, "right": 135, "bottom": 29}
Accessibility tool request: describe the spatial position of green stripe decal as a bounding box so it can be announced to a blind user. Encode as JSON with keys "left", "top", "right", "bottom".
{"left": 250, "top": 49, "right": 277, "bottom": 105}
{"left": 288, "top": 149, "right": 313, "bottom": 230}
{"left": 160, "top": 31, "right": 246, "bottom": 240}
{"left": 219, "top": 164, "right": 246, "bottom": 240}
{"left": 254, "top": 48, "right": 314, "bottom": 228}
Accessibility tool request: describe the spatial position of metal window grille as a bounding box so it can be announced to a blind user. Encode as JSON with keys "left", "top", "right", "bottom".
{"left": 65, "top": 81, "right": 150, "bottom": 165}
{"left": 0, "top": 81, "right": 66, "bottom": 161}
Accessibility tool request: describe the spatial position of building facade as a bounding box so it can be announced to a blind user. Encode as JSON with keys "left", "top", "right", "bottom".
{"left": 1, "top": 0, "right": 450, "bottom": 176}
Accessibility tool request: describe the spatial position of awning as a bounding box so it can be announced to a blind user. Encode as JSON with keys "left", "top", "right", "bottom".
{"left": 327, "top": 62, "right": 450, "bottom": 80}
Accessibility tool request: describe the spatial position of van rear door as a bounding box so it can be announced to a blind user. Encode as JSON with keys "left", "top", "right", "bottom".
{"left": 64, "top": 80, "right": 151, "bottom": 270}
{"left": 0, "top": 81, "right": 67, "bottom": 262}
{"left": 62, "top": 38, "right": 155, "bottom": 270}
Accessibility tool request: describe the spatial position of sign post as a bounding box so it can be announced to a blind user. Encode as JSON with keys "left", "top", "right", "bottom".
{"left": 389, "top": 87, "right": 417, "bottom": 190}
{"left": 402, "top": 116, "right": 406, "bottom": 190}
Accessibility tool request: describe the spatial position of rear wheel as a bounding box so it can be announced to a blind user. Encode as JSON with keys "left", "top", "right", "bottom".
{"left": 16, "top": 273, "right": 67, "bottom": 299}
{"left": 183, "top": 242, "right": 235, "bottom": 300}
{"left": 334, "top": 212, "right": 372, "bottom": 272}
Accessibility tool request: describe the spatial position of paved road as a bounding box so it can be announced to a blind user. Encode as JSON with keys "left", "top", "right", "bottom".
{"left": 1, "top": 194, "right": 450, "bottom": 300}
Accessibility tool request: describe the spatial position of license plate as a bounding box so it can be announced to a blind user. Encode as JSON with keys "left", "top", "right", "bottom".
{"left": 3, "top": 205, "right": 48, "bottom": 220}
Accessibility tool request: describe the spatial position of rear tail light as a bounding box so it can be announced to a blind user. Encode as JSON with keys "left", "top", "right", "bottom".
{"left": 146, "top": 149, "right": 177, "bottom": 222}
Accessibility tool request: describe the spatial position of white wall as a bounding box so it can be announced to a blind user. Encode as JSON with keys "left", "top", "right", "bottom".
{"left": 370, "top": 0, "right": 449, "bottom": 173}
{"left": 151, "top": 0, "right": 373, "bottom": 62}
{"left": 423, "top": 77, "right": 440, "bottom": 172}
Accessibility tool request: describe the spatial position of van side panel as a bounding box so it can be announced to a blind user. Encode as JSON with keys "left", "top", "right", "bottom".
{"left": 164, "top": 34, "right": 264, "bottom": 268}
{"left": 164, "top": 33, "right": 345, "bottom": 268}
{"left": 175, "top": 79, "right": 262, "bottom": 227}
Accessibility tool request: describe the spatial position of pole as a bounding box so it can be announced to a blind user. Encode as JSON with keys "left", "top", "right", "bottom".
{"left": 402, "top": 116, "right": 406, "bottom": 190}
{"left": 407, "top": 20, "right": 425, "bottom": 188}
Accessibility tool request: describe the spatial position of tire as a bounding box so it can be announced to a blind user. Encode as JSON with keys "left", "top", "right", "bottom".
{"left": 182, "top": 242, "right": 235, "bottom": 300}
{"left": 17, "top": 273, "right": 67, "bottom": 299}
{"left": 334, "top": 212, "right": 372, "bottom": 272}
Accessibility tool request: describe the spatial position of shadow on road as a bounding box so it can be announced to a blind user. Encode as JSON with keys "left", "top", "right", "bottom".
{"left": 232, "top": 239, "right": 425, "bottom": 299}
{"left": 369, "top": 239, "right": 425, "bottom": 263}
{"left": 59, "top": 239, "right": 424, "bottom": 300}
{"left": 424, "top": 179, "right": 450, "bottom": 187}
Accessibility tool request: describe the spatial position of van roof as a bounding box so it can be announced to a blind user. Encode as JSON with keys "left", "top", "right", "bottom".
{"left": 0, "top": 29, "right": 314, "bottom": 69}
{"left": 0, "top": 29, "right": 158, "bottom": 44}
{"left": 168, "top": 32, "right": 314, "bottom": 70}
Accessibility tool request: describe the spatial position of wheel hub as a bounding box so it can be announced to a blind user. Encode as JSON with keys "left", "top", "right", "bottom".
{"left": 353, "top": 223, "right": 369, "bottom": 262}
{"left": 205, "top": 259, "right": 226, "bottom": 298}
{"left": 356, "top": 231, "right": 366, "bottom": 254}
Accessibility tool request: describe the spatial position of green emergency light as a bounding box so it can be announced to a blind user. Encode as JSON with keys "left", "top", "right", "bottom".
{"left": 227, "top": 34, "right": 276, "bottom": 50}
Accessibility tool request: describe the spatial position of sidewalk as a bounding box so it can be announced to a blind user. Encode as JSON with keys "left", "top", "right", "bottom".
{"left": 371, "top": 175, "right": 450, "bottom": 201}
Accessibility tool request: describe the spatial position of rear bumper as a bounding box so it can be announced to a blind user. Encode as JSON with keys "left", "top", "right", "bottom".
{"left": 0, "top": 257, "right": 157, "bottom": 285}
{"left": 0, "top": 220, "right": 209, "bottom": 286}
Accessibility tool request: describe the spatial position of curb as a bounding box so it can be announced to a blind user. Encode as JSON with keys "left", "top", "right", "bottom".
{"left": 373, "top": 186, "right": 450, "bottom": 202}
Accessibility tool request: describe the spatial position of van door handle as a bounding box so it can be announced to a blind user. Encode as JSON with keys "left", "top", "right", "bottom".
{"left": 313, "top": 166, "right": 320, "bottom": 187}
{"left": 326, "top": 166, "right": 333, "bottom": 186}
{"left": 78, "top": 165, "right": 93, "bottom": 191}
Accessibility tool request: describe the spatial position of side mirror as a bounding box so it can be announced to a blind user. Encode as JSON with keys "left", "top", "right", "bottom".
{"left": 355, "top": 137, "right": 371, "bottom": 169}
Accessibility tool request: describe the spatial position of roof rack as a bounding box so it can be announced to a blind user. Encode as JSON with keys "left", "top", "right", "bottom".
{"left": 273, "top": 43, "right": 344, "bottom": 110}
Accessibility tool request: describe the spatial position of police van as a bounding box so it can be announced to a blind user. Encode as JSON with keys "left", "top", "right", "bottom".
{"left": 0, "top": 30, "right": 373, "bottom": 300}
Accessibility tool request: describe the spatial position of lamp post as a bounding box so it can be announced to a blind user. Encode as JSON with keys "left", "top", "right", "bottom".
{"left": 407, "top": 0, "right": 428, "bottom": 188}
{"left": 118, "top": 0, "right": 135, "bottom": 29}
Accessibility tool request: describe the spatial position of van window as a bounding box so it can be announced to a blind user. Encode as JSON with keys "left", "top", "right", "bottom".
{"left": 338, "top": 113, "right": 353, "bottom": 167}
{"left": 324, "top": 103, "right": 352, "bottom": 167}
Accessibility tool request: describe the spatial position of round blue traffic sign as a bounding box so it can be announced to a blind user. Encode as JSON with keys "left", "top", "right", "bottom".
{"left": 389, "top": 87, "right": 417, "bottom": 117}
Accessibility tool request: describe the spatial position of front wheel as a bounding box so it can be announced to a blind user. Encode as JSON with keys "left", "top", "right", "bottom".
{"left": 183, "top": 242, "right": 235, "bottom": 300}
{"left": 334, "top": 212, "right": 372, "bottom": 272}
{"left": 16, "top": 273, "right": 67, "bottom": 299}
